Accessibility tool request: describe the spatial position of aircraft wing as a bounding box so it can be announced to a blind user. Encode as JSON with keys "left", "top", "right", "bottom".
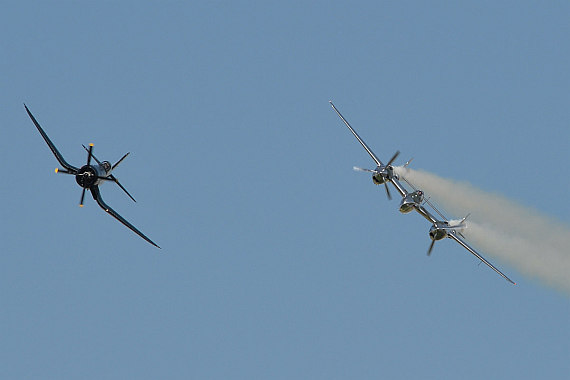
{"left": 90, "top": 185, "right": 160, "bottom": 248}
{"left": 24, "top": 104, "right": 79, "bottom": 173}
{"left": 329, "top": 101, "right": 383, "bottom": 167}
{"left": 448, "top": 232, "right": 515, "bottom": 284}
{"left": 389, "top": 178, "right": 408, "bottom": 198}
{"left": 414, "top": 204, "right": 439, "bottom": 225}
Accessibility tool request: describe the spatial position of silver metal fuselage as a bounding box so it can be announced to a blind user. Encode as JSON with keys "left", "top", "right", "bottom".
{"left": 399, "top": 190, "right": 424, "bottom": 214}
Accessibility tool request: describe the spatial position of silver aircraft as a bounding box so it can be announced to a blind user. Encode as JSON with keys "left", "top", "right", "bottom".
{"left": 329, "top": 101, "right": 515, "bottom": 284}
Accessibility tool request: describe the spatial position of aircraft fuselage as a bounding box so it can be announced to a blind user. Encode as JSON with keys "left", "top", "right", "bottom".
{"left": 398, "top": 190, "right": 424, "bottom": 214}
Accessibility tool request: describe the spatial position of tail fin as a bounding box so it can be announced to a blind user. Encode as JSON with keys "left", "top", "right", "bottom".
{"left": 458, "top": 213, "right": 471, "bottom": 238}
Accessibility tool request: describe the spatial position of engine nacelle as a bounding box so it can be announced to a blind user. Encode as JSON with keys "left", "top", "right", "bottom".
{"left": 75, "top": 165, "right": 98, "bottom": 188}
{"left": 399, "top": 199, "right": 415, "bottom": 214}
{"left": 75, "top": 161, "right": 112, "bottom": 188}
{"left": 372, "top": 165, "right": 395, "bottom": 185}
{"left": 429, "top": 222, "right": 450, "bottom": 241}
{"left": 372, "top": 173, "right": 386, "bottom": 185}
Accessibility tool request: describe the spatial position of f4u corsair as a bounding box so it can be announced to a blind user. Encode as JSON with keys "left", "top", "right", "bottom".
{"left": 330, "top": 101, "right": 515, "bottom": 284}
{"left": 25, "top": 104, "right": 160, "bottom": 248}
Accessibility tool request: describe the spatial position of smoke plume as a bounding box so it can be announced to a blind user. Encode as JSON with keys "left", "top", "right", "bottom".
{"left": 394, "top": 166, "right": 570, "bottom": 292}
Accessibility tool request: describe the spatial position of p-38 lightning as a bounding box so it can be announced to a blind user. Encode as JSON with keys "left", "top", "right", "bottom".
{"left": 329, "top": 101, "right": 514, "bottom": 284}
{"left": 24, "top": 104, "right": 160, "bottom": 248}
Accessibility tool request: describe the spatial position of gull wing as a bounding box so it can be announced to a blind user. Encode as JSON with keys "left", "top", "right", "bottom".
{"left": 448, "top": 233, "right": 515, "bottom": 284}
{"left": 329, "top": 101, "right": 383, "bottom": 167}
{"left": 90, "top": 185, "right": 160, "bottom": 248}
{"left": 24, "top": 104, "right": 79, "bottom": 173}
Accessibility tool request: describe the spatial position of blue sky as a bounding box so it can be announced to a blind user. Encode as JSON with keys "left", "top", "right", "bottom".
{"left": 1, "top": 1, "right": 569, "bottom": 379}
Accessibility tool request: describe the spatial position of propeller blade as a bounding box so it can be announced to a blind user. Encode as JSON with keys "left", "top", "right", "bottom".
{"left": 79, "top": 188, "right": 86, "bottom": 207}
{"left": 403, "top": 157, "right": 414, "bottom": 168}
{"left": 427, "top": 240, "right": 435, "bottom": 256}
{"left": 386, "top": 150, "right": 400, "bottom": 166}
{"left": 353, "top": 166, "right": 377, "bottom": 173}
{"left": 384, "top": 183, "right": 392, "bottom": 200}
{"left": 82, "top": 144, "right": 102, "bottom": 165}
{"left": 86, "top": 143, "right": 94, "bottom": 166}
{"left": 55, "top": 168, "right": 76, "bottom": 175}
{"left": 113, "top": 152, "right": 130, "bottom": 170}
{"left": 24, "top": 104, "right": 79, "bottom": 172}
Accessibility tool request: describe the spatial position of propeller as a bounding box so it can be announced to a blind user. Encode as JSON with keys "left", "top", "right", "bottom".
{"left": 353, "top": 150, "right": 400, "bottom": 200}
{"left": 386, "top": 150, "right": 400, "bottom": 166}
{"left": 384, "top": 183, "right": 392, "bottom": 200}
{"left": 77, "top": 143, "right": 95, "bottom": 207}
{"left": 427, "top": 239, "right": 435, "bottom": 256}
{"left": 353, "top": 166, "right": 378, "bottom": 173}
{"left": 81, "top": 144, "right": 136, "bottom": 202}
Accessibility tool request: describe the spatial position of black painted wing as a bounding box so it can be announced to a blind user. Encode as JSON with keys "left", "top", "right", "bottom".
{"left": 24, "top": 104, "right": 79, "bottom": 173}
{"left": 90, "top": 185, "right": 160, "bottom": 248}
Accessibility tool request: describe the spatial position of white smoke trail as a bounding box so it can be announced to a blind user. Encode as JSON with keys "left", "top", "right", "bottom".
{"left": 394, "top": 166, "right": 570, "bottom": 292}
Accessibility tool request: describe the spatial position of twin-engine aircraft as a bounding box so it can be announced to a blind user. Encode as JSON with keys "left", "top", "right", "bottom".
{"left": 329, "top": 101, "right": 515, "bottom": 284}
{"left": 24, "top": 105, "right": 160, "bottom": 248}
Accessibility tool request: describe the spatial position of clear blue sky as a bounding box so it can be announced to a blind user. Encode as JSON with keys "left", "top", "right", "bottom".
{"left": 2, "top": 1, "right": 569, "bottom": 379}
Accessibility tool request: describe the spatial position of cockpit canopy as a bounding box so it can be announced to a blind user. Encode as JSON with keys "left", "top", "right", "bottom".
{"left": 101, "top": 161, "right": 112, "bottom": 173}
{"left": 411, "top": 190, "right": 424, "bottom": 203}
